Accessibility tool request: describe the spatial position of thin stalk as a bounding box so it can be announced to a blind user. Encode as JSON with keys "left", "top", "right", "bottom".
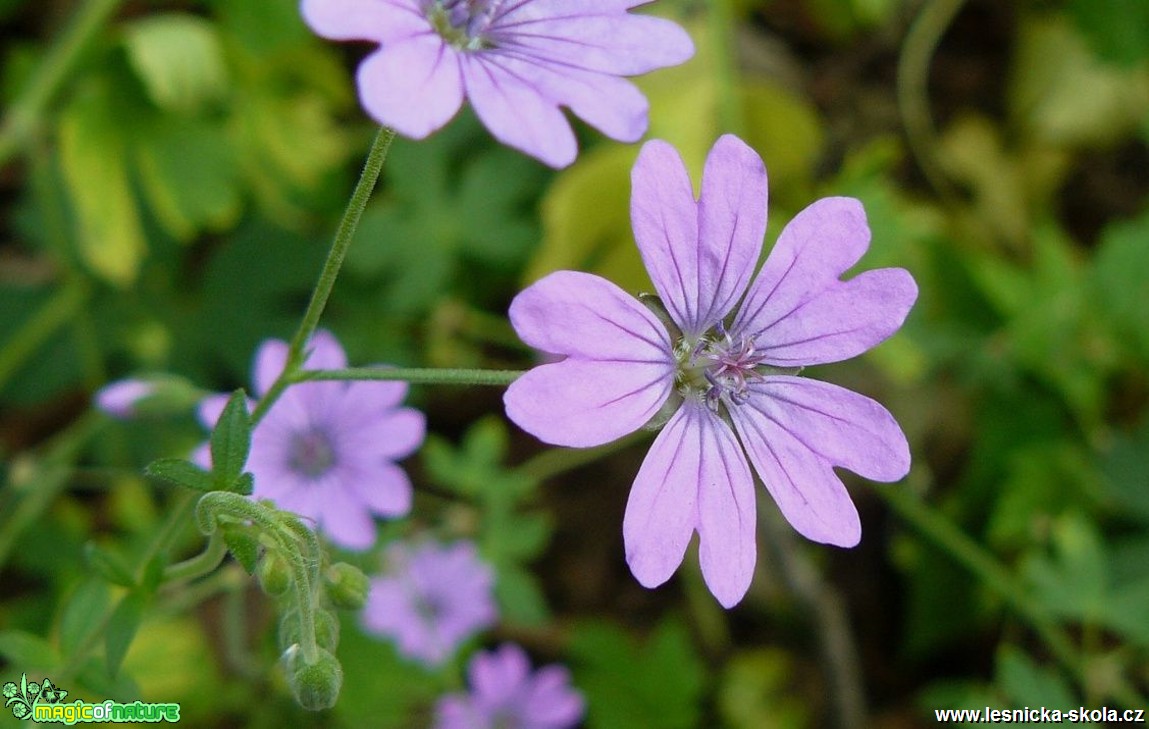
{"left": 514, "top": 431, "right": 648, "bottom": 483}
{"left": 163, "top": 529, "right": 228, "bottom": 583}
{"left": 250, "top": 127, "right": 395, "bottom": 424}
{"left": 0, "top": 279, "right": 89, "bottom": 392}
{"left": 294, "top": 367, "right": 523, "bottom": 388}
{"left": 897, "top": 0, "right": 968, "bottom": 202}
{"left": 0, "top": 0, "right": 126, "bottom": 166}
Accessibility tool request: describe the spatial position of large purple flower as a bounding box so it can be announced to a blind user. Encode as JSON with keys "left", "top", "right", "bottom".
{"left": 195, "top": 330, "right": 425, "bottom": 550}
{"left": 504, "top": 135, "right": 917, "bottom": 607}
{"left": 362, "top": 540, "right": 497, "bottom": 666}
{"left": 435, "top": 643, "right": 584, "bottom": 729}
{"left": 300, "top": 0, "right": 694, "bottom": 168}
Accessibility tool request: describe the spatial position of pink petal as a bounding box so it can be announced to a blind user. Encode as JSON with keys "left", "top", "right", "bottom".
{"left": 348, "top": 407, "right": 425, "bottom": 461}
{"left": 729, "top": 394, "right": 862, "bottom": 547}
{"left": 482, "top": 52, "right": 649, "bottom": 143}
{"left": 504, "top": 358, "right": 673, "bottom": 447}
{"left": 357, "top": 38, "right": 464, "bottom": 139}
{"left": 253, "top": 339, "right": 289, "bottom": 395}
{"left": 630, "top": 140, "right": 700, "bottom": 333}
{"left": 622, "top": 403, "right": 700, "bottom": 590}
{"left": 508, "top": 270, "right": 672, "bottom": 362}
{"left": 349, "top": 462, "right": 414, "bottom": 517}
{"left": 302, "top": 329, "right": 348, "bottom": 370}
{"left": 461, "top": 55, "right": 577, "bottom": 168}
{"left": 694, "top": 407, "right": 757, "bottom": 608}
{"left": 493, "top": 11, "right": 695, "bottom": 76}
{"left": 301, "top": 0, "right": 426, "bottom": 43}
{"left": 471, "top": 645, "right": 530, "bottom": 702}
{"left": 318, "top": 487, "right": 377, "bottom": 550}
{"left": 747, "top": 376, "right": 910, "bottom": 482}
{"left": 196, "top": 393, "right": 232, "bottom": 429}
{"left": 733, "top": 197, "right": 918, "bottom": 366}
{"left": 693, "top": 134, "right": 768, "bottom": 334}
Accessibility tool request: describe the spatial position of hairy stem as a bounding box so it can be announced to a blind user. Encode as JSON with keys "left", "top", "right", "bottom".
{"left": 294, "top": 367, "right": 524, "bottom": 387}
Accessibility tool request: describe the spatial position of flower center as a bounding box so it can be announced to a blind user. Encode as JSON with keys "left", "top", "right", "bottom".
{"left": 676, "top": 324, "right": 766, "bottom": 412}
{"left": 427, "top": 0, "right": 499, "bottom": 50}
{"left": 287, "top": 428, "right": 337, "bottom": 479}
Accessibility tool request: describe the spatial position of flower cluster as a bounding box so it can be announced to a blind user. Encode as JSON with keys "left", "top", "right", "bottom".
{"left": 300, "top": 0, "right": 694, "bottom": 167}
{"left": 435, "top": 644, "right": 584, "bottom": 729}
{"left": 504, "top": 135, "right": 917, "bottom": 607}
{"left": 362, "top": 539, "right": 497, "bottom": 666}
{"left": 195, "top": 330, "right": 426, "bottom": 551}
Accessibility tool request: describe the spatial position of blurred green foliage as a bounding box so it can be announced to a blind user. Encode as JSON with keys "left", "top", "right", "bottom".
{"left": 1, "top": 0, "right": 1148, "bottom": 725}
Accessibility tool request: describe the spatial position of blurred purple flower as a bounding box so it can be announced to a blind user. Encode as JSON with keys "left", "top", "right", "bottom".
{"left": 504, "top": 134, "right": 917, "bottom": 607}
{"left": 435, "top": 643, "right": 584, "bottom": 729}
{"left": 195, "top": 330, "right": 425, "bottom": 550}
{"left": 94, "top": 379, "right": 156, "bottom": 418}
{"left": 362, "top": 540, "right": 497, "bottom": 666}
{"left": 300, "top": 0, "right": 694, "bottom": 168}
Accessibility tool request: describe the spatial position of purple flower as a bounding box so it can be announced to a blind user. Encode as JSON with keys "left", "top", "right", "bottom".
{"left": 94, "top": 379, "right": 156, "bottom": 418}
{"left": 300, "top": 0, "right": 694, "bottom": 168}
{"left": 362, "top": 540, "right": 497, "bottom": 666}
{"left": 503, "top": 135, "right": 917, "bottom": 607}
{"left": 434, "top": 643, "right": 584, "bottom": 729}
{"left": 195, "top": 330, "right": 425, "bottom": 550}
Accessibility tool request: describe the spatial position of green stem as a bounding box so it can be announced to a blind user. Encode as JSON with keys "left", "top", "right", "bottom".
{"left": 0, "top": 279, "right": 90, "bottom": 393}
{"left": 0, "top": 0, "right": 126, "bottom": 167}
{"left": 897, "top": 0, "right": 967, "bottom": 202}
{"left": 293, "top": 367, "right": 523, "bottom": 387}
{"left": 878, "top": 487, "right": 1145, "bottom": 706}
{"left": 162, "top": 529, "right": 228, "bottom": 583}
{"left": 250, "top": 127, "right": 395, "bottom": 424}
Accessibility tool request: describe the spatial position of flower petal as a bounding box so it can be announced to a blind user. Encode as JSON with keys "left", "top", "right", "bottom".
{"left": 461, "top": 54, "right": 577, "bottom": 168}
{"left": 729, "top": 393, "right": 862, "bottom": 547}
{"left": 301, "top": 0, "right": 427, "bottom": 43}
{"left": 318, "top": 487, "right": 377, "bottom": 550}
{"left": 504, "top": 359, "right": 673, "bottom": 447}
{"left": 253, "top": 339, "right": 288, "bottom": 395}
{"left": 631, "top": 139, "right": 699, "bottom": 333}
{"left": 482, "top": 52, "right": 649, "bottom": 143}
{"left": 493, "top": 9, "right": 695, "bottom": 76}
{"left": 733, "top": 197, "right": 917, "bottom": 365}
{"left": 302, "top": 329, "right": 348, "bottom": 370}
{"left": 357, "top": 39, "right": 464, "bottom": 139}
{"left": 694, "top": 406, "right": 757, "bottom": 608}
{"left": 348, "top": 461, "right": 414, "bottom": 517}
{"left": 508, "top": 270, "right": 672, "bottom": 362}
{"left": 622, "top": 403, "right": 702, "bottom": 590}
{"left": 694, "top": 134, "right": 768, "bottom": 333}
{"left": 748, "top": 376, "right": 910, "bottom": 482}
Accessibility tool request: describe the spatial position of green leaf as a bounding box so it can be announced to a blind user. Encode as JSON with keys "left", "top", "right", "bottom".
{"left": 1093, "top": 208, "right": 1149, "bottom": 362}
{"left": 231, "top": 472, "right": 254, "bottom": 497}
{"left": 1023, "top": 514, "right": 1108, "bottom": 623}
{"left": 84, "top": 542, "right": 136, "bottom": 588}
{"left": 58, "top": 83, "right": 147, "bottom": 285}
{"left": 569, "top": 618, "right": 706, "bottom": 729}
{"left": 59, "top": 578, "right": 112, "bottom": 655}
{"left": 221, "top": 523, "right": 260, "bottom": 574}
{"left": 122, "top": 13, "right": 228, "bottom": 113}
{"left": 145, "top": 458, "right": 215, "bottom": 493}
{"left": 494, "top": 566, "right": 550, "bottom": 627}
{"left": 210, "top": 390, "right": 251, "bottom": 488}
{"left": 1067, "top": 0, "right": 1149, "bottom": 68}
{"left": 106, "top": 591, "right": 148, "bottom": 678}
{"left": 995, "top": 646, "right": 1078, "bottom": 710}
{"left": 0, "top": 630, "right": 62, "bottom": 670}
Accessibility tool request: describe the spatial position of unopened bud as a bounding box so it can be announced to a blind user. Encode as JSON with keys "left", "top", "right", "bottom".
{"left": 257, "top": 552, "right": 292, "bottom": 596}
{"left": 279, "top": 608, "right": 340, "bottom": 653}
{"left": 324, "top": 562, "right": 370, "bottom": 610}
{"left": 284, "top": 646, "right": 342, "bottom": 711}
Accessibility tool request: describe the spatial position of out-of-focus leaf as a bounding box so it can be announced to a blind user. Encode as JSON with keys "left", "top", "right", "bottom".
{"left": 1099, "top": 419, "right": 1149, "bottom": 523}
{"left": 1092, "top": 208, "right": 1149, "bottom": 362}
{"left": 106, "top": 590, "right": 148, "bottom": 677}
{"left": 569, "top": 618, "right": 705, "bottom": 729}
{"left": 1023, "top": 514, "right": 1107, "bottom": 623}
{"left": 0, "top": 630, "right": 61, "bottom": 670}
{"left": 987, "top": 442, "right": 1097, "bottom": 549}
{"left": 84, "top": 542, "right": 137, "bottom": 588}
{"left": 333, "top": 623, "right": 440, "bottom": 728}
{"left": 58, "top": 84, "right": 147, "bottom": 285}
{"left": 1067, "top": 0, "right": 1149, "bottom": 68}
{"left": 123, "top": 14, "right": 227, "bottom": 114}
{"left": 59, "top": 578, "right": 112, "bottom": 655}
{"left": 136, "top": 119, "right": 241, "bottom": 241}
{"left": 211, "top": 0, "right": 309, "bottom": 54}
{"left": 996, "top": 646, "right": 1079, "bottom": 713}
{"left": 718, "top": 649, "right": 807, "bottom": 729}
{"left": 1010, "top": 16, "right": 1149, "bottom": 147}
{"left": 494, "top": 565, "right": 550, "bottom": 627}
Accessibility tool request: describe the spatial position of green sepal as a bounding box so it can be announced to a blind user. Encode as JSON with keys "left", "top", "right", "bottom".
{"left": 145, "top": 458, "right": 214, "bottom": 493}
{"left": 210, "top": 389, "right": 252, "bottom": 488}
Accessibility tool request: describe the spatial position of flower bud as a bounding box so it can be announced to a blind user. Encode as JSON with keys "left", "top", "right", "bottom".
{"left": 279, "top": 608, "right": 340, "bottom": 653}
{"left": 283, "top": 645, "right": 343, "bottom": 711}
{"left": 257, "top": 552, "right": 292, "bottom": 596}
{"left": 323, "top": 562, "right": 370, "bottom": 610}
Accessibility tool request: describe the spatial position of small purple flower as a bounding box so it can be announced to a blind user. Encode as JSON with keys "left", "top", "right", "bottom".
{"left": 195, "top": 330, "right": 425, "bottom": 550}
{"left": 300, "top": 0, "right": 694, "bottom": 168}
{"left": 435, "top": 643, "right": 584, "bottom": 729}
{"left": 363, "top": 540, "right": 497, "bottom": 666}
{"left": 94, "top": 379, "right": 156, "bottom": 418}
{"left": 504, "top": 135, "right": 918, "bottom": 607}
